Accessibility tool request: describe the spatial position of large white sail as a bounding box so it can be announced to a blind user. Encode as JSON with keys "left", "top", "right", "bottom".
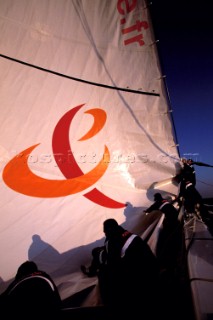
{"left": 0, "top": 0, "right": 180, "bottom": 301}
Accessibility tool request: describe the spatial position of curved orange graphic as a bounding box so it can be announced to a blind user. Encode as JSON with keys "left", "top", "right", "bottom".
{"left": 3, "top": 104, "right": 125, "bottom": 208}
{"left": 79, "top": 108, "right": 106, "bottom": 141}
{"left": 3, "top": 144, "right": 109, "bottom": 197}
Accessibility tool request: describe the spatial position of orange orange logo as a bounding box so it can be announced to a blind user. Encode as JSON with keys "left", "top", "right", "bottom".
{"left": 3, "top": 104, "right": 125, "bottom": 208}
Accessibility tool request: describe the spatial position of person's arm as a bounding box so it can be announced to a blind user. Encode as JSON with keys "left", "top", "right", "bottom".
{"left": 193, "top": 161, "right": 213, "bottom": 168}
{"left": 144, "top": 202, "right": 158, "bottom": 214}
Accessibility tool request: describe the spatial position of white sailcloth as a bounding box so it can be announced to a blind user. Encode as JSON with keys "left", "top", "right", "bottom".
{"left": 0, "top": 0, "right": 180, "bottom": 301}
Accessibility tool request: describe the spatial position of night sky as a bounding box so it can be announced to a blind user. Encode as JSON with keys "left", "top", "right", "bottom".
{"left": 150, "top": 0, "right": 213, "bottom": 198}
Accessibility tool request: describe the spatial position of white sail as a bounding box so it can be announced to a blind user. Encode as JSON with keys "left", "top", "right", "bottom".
{"left": 0, "top": 0, "right": 180, "bottom": 301}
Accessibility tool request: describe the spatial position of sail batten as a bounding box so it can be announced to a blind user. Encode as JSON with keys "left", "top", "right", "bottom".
{"left": 0, "top": 53, "right": 160, "bottom": 96}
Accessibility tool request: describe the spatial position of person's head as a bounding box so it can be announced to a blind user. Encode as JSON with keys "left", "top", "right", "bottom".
{"left": 154, "top": 193, "right": 163, "bottom": 201}
{"left": 103, "top": 218, "right": 119, "bottom": 238}
{"left": 15, "top": 261, "right": 38, "bottom": 280}
{"left": 187, "top": 158, "right": 193, "bottom": 165}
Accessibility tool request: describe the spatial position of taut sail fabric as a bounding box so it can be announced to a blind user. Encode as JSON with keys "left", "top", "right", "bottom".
{"left": 0, "top": 0, "right": 180, "bottom": 301}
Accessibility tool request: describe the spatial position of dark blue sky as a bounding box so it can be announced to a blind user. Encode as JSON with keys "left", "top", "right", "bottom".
{"left": 150, "top": 0, "right": 213, "bottom": 198}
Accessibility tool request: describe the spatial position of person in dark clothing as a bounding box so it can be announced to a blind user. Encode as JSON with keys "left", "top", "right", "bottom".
{"left": 0, "top": 260, "right": 62, "bottom": 318}
{"left": 181, "top": 158, "right": 196, "bottom": 186}
{"left": 179, "top": 180, "right": 208, "bottom": 220}
{"left": 173, "top": 158, "right": 197, "bottom": 207}
{"left": 177, "top": 158, "right": 213, "bottom": 222}
{"left": 144, "top": 193, "right": 182, "bottom": 270}
{"left": 144, "top": 193, "right": 179, "bottom": 227}
{"left": 81, "top": 218, "right": 160, "bottom": 318}
{"left": 182, "top": 181, "right": 201, "bottom": 213}
{"left": 180, "top": 157, "right": 213, "bottom": 186}
{"left": 81, "top": 246, "right": 106, "bottom": 277}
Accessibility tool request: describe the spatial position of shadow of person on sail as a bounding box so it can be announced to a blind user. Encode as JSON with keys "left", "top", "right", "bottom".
{"left": 28, "top": 234, "right": 62, "bottom": 273}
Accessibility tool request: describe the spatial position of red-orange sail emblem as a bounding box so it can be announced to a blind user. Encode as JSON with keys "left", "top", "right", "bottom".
{"left": 3, "top": 104, "right": 125, "bottom": 208}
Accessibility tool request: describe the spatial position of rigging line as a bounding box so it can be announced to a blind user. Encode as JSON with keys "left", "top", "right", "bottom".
{"left": 190, "top": 277, "right": 213, "bottom": 283}
{"left": 197, "top": 179, "right": 213, "bottom": 188}
{"left": 0, "top": 53, "right": 160, "bottom": 97}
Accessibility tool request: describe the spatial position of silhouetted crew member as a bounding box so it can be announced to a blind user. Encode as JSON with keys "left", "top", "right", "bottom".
{"left": 173, "top": 158, "right": 197, "bottom": 208}
{"left": 0, "top": 260, "right": 62, "bottom": 318}
{"left": 144, "top": 193, "right": 179, "bottom": 227}
{"left": 180, "top": 180, "right": 204, "bottom": 218}
{"left": 82, "top": 218, "right": 160, "bottom": 317}
{"left": 174, "top": 158, "right": 213, "bottom": 203}
{"left": 81, "top": 246, "right": 106, "bottom": 277}
{"left": 181, "top": 158, "right": 196, "bottom": 185}
{"left": 144, "top": 193, "right": 181, "bottom": 270}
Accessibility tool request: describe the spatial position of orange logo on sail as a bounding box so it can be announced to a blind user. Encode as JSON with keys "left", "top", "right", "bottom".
{"left": 3, "top": 104, "right": 125, "bottom": 208}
